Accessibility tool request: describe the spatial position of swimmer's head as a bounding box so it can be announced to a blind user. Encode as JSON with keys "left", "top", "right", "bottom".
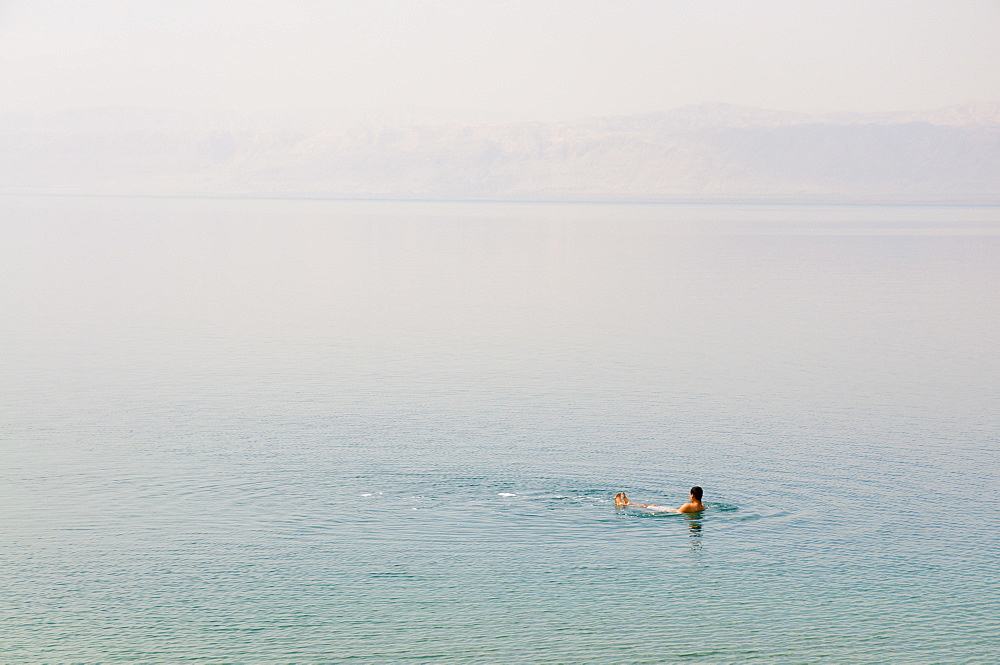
{"left": 690, "top": 486, "right": 703, "bottom": 501}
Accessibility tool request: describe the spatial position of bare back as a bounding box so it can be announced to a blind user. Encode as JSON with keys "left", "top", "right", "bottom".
{"left": 676, "top": 500, "right": 705, "bottom": 513}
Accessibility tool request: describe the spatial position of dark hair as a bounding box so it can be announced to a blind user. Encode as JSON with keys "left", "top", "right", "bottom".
{"left": 690, "top": 486, "right": 703, "bottom": 501}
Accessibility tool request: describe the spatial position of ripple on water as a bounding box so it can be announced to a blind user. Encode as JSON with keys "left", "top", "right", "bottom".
{"left": 4, "top": 198, "right": 998, "bottom": 663}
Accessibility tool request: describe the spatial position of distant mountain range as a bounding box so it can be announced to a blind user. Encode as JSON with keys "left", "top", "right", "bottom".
{"left": 2, "top": 102, "right": 999, "bottom": 202}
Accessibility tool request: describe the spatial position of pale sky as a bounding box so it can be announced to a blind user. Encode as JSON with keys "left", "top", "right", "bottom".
{"left": 2, "top": 0, "right": 999, "bottom": 120}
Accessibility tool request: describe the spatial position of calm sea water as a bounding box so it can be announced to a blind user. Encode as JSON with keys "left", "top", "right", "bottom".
{"left": 2, "top": 196, "right": 998, "bottom": 663}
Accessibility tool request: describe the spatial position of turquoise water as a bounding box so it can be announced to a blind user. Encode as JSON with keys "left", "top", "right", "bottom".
{"left": 2, "top": 197, "right": 998, "bottom": 663}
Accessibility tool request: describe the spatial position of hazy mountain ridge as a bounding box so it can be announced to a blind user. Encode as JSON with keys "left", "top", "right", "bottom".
{"left": 2, "top": 103, "right": 999, "bottom": 201}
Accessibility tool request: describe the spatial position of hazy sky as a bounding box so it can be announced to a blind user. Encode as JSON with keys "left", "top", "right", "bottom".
{"left": 2, "top": 0, "right": 999, "bottom": 120}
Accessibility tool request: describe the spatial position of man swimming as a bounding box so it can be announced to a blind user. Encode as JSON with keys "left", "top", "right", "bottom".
{"left": 614, "top": 486, "right": 705, "bottom": 513}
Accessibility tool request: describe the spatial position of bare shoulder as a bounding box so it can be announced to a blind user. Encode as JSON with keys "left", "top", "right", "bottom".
{"left": 676, "top": 502, "right": 706, "bottom": 513}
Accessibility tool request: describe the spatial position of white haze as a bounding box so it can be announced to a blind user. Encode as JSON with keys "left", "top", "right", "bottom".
{"left": 2, "top": 0, "right": 999, "bottom": 121}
